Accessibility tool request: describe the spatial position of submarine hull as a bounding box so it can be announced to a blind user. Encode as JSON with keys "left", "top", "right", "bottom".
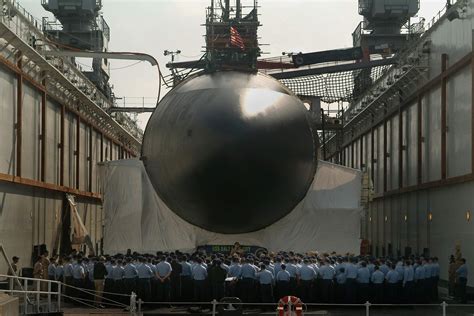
{"left": 142, "top": 71, "right": 318, "bottom": 234}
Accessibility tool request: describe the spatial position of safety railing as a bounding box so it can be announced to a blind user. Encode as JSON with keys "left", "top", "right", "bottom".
{"left": 0, "top": 274, "right": 61, "bottom": 314}
{"left": 1, "top": 275, "right": 473, "bottom": 316}
{"left": 125, "top": 299, "right": 474, "bottom": 315}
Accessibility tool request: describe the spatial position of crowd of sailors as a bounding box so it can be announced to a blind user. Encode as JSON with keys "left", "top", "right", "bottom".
{"left": 10, "top": 246, "right": 469, "bottom": 308}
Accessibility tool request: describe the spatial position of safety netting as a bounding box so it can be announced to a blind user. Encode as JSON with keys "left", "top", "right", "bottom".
{"left": 277, "top": 63, "right": 392, "bottom": 103}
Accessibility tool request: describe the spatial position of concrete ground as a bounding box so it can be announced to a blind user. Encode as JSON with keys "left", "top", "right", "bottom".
{"left": 59, "top": 287, "right": 474, "bottom": 316}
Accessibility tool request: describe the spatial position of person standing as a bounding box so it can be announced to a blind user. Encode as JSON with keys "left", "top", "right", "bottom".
{"left": 257, "top": 264, "right": 274, "bottom": 309}
{"left": 239, "top": 258, "right": 257, "bottom": 302}
{"left": 448, "top": 256, "right": 457, "bottom": 298}
{"left": 386, "top": 264, "right": 399, "bottom": 303}
{"left": 276, "top": 264, "right": 291, "bottom": 299}
{"left": 192, "top": 258, "right": 208, "bottom": 303}
{"left": 226, "top": 257, "right": 241, "bottom": 297}
{"left": 431, "top": 257, "right": 440, "bottom": 301}
{"left": 93, "top": 256, "right": 107, "bottom": 307}
{"left": 123, "top": 257, "right": 138, "bottom": 297}
{"left": 356, "top": 261, "right": 370, "bottom": 303}
{"left": 155, "top": 256, "right": 172, "bottom": 303}
{"left": 370, "top": 266, "right": 384, "bottom": 304}
{"left": 33, "top": 256, "right": 43, "bottom": 293}
{"left": 63, "top": 257, "right": 74, "bottom": 302}
{"left": 403, "top": 260, "right": 415, "bottom": 303}
{"left": 286, "top": 258, "right": 299, "bottom": 296}
{"left": 208, "top": 259, "right": 227, "bottom": 301}
{"left": 319, "top": 260, "right": 335, "bottom": 303}
{"left": 72, "top": 258, "right": 86, "bottom": 301}
{"left": 455, "top": 258, "right": 468, "bottom": 304}
{"left": 40, "top": 251, "right": 50, "bottom": 292}
{"left": 47, "top": 257, "right": 57, "bottom": 292}
{"left": 298, "top": 259, "right": 316, "bottom": 303}
{"left": 170, "top": 257, "right": 183, "bottom": 302}
{"left": 136, "top": 257, "right": 154, "bottom": 303}
{"left": 414, "top": 259, "right": 425, "bottom": 303}
{"left": 335, "top": 266, "right": 347, "bottom": 303}
{"left": 7, "top": 256, "right": 19, "bottom": 277}
{"left": 179, "top": 256, "right": 193, "bottom": 301}
{"left": 345, "top": 258, "right": 358, "bottom": 303}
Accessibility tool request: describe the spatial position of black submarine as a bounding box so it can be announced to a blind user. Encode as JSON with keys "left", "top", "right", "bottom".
{"left": 141, "top": 0, "right": 318, "bottom": 234}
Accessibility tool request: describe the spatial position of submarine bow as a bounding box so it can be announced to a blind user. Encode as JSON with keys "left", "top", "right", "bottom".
{"left": 142, "top": 71, "right": 318, "bottom": 234}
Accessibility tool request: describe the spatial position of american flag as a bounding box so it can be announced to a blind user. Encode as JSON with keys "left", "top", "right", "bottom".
{"left": 230, "top": 26, "right": 245, "bottom": 50}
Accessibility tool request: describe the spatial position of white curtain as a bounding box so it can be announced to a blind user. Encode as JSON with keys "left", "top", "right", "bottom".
{"left": 100, "top": 160, "right": 362, "bottom": 254}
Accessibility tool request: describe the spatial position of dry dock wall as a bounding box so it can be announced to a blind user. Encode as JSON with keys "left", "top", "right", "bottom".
{"left": 0, "top": 55, "right": 136, "bottom": 273}
{"left": 332, "top": 3, "right": 474, "bottom": 285}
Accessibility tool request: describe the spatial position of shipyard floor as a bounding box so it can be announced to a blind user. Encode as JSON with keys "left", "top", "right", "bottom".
{"left": 61, "top": 305, "right": 474, "bottom": 316}
{"left": 59, "top": 293, "right": 474, "bottom": 316}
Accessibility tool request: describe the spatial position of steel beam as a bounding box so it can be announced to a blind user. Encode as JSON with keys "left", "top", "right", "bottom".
{"left": 0, "top": 172, "right": 101, "bottom": 201}
{"left": 271, "top": 59, "right": 397, "bottom": 80}
{"left": 371, "top": 127, "right": 375, "bottom": 185}
{"left": 76, "top": 115, "right": 80, "bottom": 190}
{"left": 383, "top": 117, "right": 388, "bottom": 192}
{"left": 374, "top": 173, "right": 474, "bottom": 200}
{"left": 41, "top": 89, "right": 46, "bottom": 182}
{"left": 41, "top": 50, "right": 158, "bottom": 66}
{"left": 16, "top": 52, "right": 22, "bottom": 177}
{"left": 441, "top": 54, "right": 448, "bottom": 180}
{"left": 351, "top": 141, "right": 354, "bottom": 168}
{"left": 107, "top": 107, "right": 155, "bottom": 113}
{"left": 88, "top": 126, "right": 93, "bottom": 192}
{"left": 100, "top": 132, "right": 104, "bottom": 162}
{"left": 398, "top": 109, "right": 403, "bottom": 189}
{"left": 472, "top": 54, "right": 474, "bottom": 173}
{"left": 417, "top": 96, "right": 423, "bottom": 184}
{"left": 59, "top": 104, "right": 65, "bottom": 186}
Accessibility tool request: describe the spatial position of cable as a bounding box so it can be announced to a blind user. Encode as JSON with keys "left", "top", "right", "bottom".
{"left": 62, "top": 282, "right": 131, "bottom": 298}
{"left": 179, "top": 53, "right": 205, "bottom": 58}
{"left": 62, "top": 294, "right": 126, "bottom": 308}
{"left": 62, "top": 294, "right": 101, "bottom": 310}
{"left": 110, "top": 60, "right": 144, "bottom": 71}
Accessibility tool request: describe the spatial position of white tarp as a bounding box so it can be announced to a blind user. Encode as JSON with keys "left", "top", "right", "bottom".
{"left": 100, "top": 159, "right": 362, "bottom": 254}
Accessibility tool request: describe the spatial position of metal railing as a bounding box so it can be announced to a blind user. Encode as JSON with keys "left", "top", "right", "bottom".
{"left": 129, "top": 299, "right": 474, "bottom": 315}
{"left": 0, "top": 274, "right": 61, "bottom": 314}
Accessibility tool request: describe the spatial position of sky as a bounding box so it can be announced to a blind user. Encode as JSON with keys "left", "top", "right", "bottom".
{"left": 19, "top": 0, "right": 446, "bottom": 130}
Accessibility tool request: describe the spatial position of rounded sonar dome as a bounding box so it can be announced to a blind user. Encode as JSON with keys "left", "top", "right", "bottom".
{"left": 142, "top": 71, "right": 318, "bottom": 234}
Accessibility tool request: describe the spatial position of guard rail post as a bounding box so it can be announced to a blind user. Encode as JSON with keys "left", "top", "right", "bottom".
{"left": 47, "top": 281, "right": 51, "bottom": 311}
{"left": 138, "top": 298, "right": 142, "bottom": 314}
{"left": 57, "top": 280, "right": 61, "bottom": 311}
{"left": 36, "top": 279, "right": 40, "bottom": 313}
{"left": 211, "top": 299, "right": 217, "bottom": 316}
{"left": 441, "top": 301, "right": 447, "bottom": 316}
{"left": 23, "top": 278, "right": 28, "bottom": 314}
{"left": 8, "top": 277, "right": 13, "bottom": 296}
{"left": 365, "top": 301, "right": 371, "bottom": 316}
{"left": 129, "top": 291, "right": 137, "bottom": 314}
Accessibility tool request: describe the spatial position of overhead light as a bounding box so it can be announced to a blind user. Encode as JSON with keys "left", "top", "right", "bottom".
{"left": 428, "top": 212, "right": 433, "bottom": 222}
{"left": 467, "top": 211, "right": 471, "bottom": 222}
{"left": 404, "top": 215, "right": 408, "bottom": 222}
